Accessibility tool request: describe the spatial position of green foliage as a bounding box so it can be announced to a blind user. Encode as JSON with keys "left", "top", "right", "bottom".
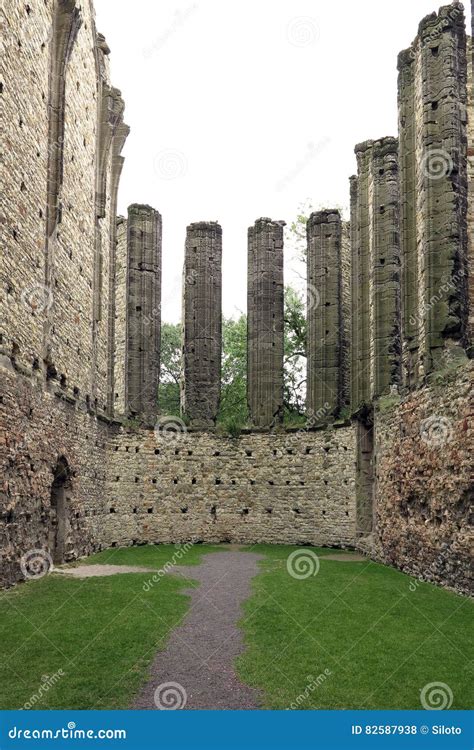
{"left": 158, "top": 322, "right": 181, "bottom": 417}
{"left": 283, "top": 286, "right": 307, "bottom": 419}
{"left": 218, "top": 314, "right": 248, "bottom": 426}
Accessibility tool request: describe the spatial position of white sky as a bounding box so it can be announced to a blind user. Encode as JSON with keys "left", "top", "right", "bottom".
{"left": 94, "top": 0, "right": 472, "bottom": 323}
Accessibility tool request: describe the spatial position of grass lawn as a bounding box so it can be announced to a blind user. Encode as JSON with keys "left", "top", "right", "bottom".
{"left": 237, "top": 545, "right": 473, "bottom": 709}
{"left": 0, "top": 544, "right": 218, "bottom": 709}
{"left": 0, "top": 544, "right": 471, "bottom": 710}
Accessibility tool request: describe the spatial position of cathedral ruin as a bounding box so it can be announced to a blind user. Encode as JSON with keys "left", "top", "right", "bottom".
{"left": 1, "top": 0, "right": 473, "bottom": 594}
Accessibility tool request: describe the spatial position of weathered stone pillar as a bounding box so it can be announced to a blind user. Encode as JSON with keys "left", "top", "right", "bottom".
{"left": 247, "top": 218, "right": 285, "bottom": 427}
{"left": 467, "top": 34, "right": 474, "bottom": 348}
{"left": 181, "top": 222, "right": 222, "bottom": 426}
{"left": 352, "top": 138, "right": 401, "bottom": 404}
{"left": 398, "top": 4, "right": 469, "bottom": 378}
{"left": 349, "top": 175, "right": 360, "bottom": 411}
{"left": 125, "top": 204, "right": 162, "bottom": 421}
{"left": 306, "top": 210, "right": 343, "bottom": 421}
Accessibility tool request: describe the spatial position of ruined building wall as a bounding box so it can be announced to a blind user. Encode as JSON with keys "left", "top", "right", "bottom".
{"left": 247, "top": 219, "right": 285, "bottom": 427}
{"left": 181, "top": 222, "right": 222, "bottom": 426}
{"left": 102, "top": 426, "right": 357, "bottom": 549}
{"left": 306, "top": 211, "right": 344, "bottom": 419}
{"left": 373, "top": 360, "right": 473, "bottom": 595}
{"left": 398, "top": 5, "right": 469, "bottom": 382}
{"left": 0, "top": 0, "right": 129, "bottom": 587}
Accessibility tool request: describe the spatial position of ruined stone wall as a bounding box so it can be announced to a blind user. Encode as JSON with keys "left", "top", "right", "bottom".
{"left": 372, "top": 361, "right": 473, "bottom": 595}
{"left": 2, "top": 0, "right": 53, "bottom": 371}
{"left": 1, "top": 0, "right": 128, "bottom": 412}
{"left": 0, "top": 363, "right": 110, "bottom": 588}
{"left": 103, "top": 425, "right": 357, "bottom": 549}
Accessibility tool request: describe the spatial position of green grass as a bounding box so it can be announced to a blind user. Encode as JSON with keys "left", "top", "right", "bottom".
{"left": 237, "top": 545, "right": 473, "bottom": 710}
{"left": 1, "top": 543, "right": 471, "bottom": 711}
{"left": 0, "top": 544, "right": 218, "bottom": 709}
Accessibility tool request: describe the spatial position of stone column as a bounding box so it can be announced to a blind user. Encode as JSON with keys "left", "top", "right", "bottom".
{"left": 352, "top": 138, "right": 401, "bottom": 403}
{"left": 398, "top": 4, "right": 469, "bottom": 378}
{"left": 306, "top": 210, "right": 343, "bottom": 421}
{"left": 247, "top": 218, "right": 285, "bottom": 427}
{"left": 349, "top": 175, "right": 360, "bottom": 412}
{"left": 125, "top": 204, "right": 162, "bottom": 422}
{"left": 467, "top": 35, "right": 474, "bottom": 348}
{"left": 370, "top": 138, "right": 401, "bottom": 396}
{"left": 181, "top": 222, "right": 222, "bottom": 426}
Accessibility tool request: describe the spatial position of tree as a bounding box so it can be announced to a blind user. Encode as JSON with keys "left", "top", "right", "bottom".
{"left": 158, "top": 322, "right": 181, "bottom": 416}
{"left": 283, "top": 286, "right": 307, "bottom": 420}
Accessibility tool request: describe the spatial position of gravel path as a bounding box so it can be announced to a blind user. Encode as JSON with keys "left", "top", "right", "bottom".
{"left": 133, "top": 550, "right": 264, "bottom": 710}
{"left": 55, "top": 564, "right": 159, "bottom": 578}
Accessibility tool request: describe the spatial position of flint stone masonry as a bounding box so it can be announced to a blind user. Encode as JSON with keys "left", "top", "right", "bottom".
{"left": 181, "top": 223, "right": 222, "bottom": 426}
{"left": 306, "top": 211, "right": 344, "bottom": 420}
{"left": 372, "top": 360, "right": 474, "bottom": 596}
{"left": 103, "top": 425, "right": 357, "bottom": 548}
{"left": 398, "top": 4, "right": 469, "bottom": 381}
{"left": 247, "top": 219, "right": 285, "bottom": 427}
{"left": 125, "top": 204, "right": 162, "bottom": 422}
{"left": 352, "top": 138, "right": 401, "bottom": 408}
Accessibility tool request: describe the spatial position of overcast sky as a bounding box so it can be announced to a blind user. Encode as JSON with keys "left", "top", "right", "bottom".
{"left": 94, "top": 0, "right": 472, "bottom": 323}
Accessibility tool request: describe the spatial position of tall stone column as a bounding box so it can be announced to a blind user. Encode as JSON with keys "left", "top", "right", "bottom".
{"left": 467, "top": 35, "right": 474, "bottom": 347}
{"left": 306, "top": 210, "right": 343, "bottom": 421}
{"left": 181, "top": 222, "right": 222, "bottom": 426}
{"left": 247, "top": 218, "right": 285, "bottom": 428}
{"left": 125, "top": 204, "right": 162, "bottom": 422}
{"left": 352, "top": 138, "right": 401, "bottom": 405}
{"left": 398, "top": 4, "right": 469, "bottom": 378}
